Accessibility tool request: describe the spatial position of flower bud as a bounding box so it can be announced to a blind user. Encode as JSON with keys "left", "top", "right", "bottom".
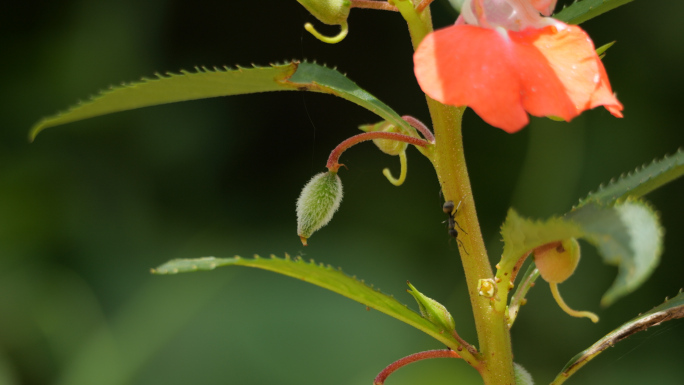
{"left": 359, "top": 121, "right": 408, "bottom": 156}
{"left": 296, "top": 171, "right": 343, "bottom": 245}
{"left": 407, "top": 282, "right": 456, "bottom": 332}
{"left": 533, "top": 238, "right": 580, "bottom": 283}
{"left": 297, "top": 0, "right": 351, "bottom": 27}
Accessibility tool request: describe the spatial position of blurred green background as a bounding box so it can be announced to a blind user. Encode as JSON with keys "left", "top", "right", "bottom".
{"left": 1, "top": 1, "right": 683, "bottom": 384}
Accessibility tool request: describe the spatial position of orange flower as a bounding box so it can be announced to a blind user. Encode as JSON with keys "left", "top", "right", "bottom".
{"left": 413, "top": 0, "right": 623, "bottom": 133}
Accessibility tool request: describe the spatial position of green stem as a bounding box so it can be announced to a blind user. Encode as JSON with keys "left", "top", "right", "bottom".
{"left": 393, "top": 2, "right": 515, "bottom": 383}
{"left": 428, "top": 99, "right": 514, "bottom": 384}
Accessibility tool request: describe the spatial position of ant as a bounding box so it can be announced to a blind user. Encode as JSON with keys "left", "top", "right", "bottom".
{"left": 443, "top": 200, "right": 468, "bottom": 255}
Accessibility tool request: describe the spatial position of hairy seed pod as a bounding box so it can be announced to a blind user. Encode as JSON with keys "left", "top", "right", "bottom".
{"left": 534, "top": 238, "right": 581, "bottom": 283}
{"left": 514, "top": 362, "right": 535, "bottom": 385}
{"left": 296, "top": 171, "right": 343, "bottom": 245}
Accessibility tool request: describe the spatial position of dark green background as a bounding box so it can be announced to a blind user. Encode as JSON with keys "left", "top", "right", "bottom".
{"left": 1, "top": 1, "right": 683, "bottom": 384}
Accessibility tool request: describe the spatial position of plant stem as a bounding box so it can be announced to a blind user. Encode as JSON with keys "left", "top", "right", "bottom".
{"left": 393, "top": 2, "right": 515, "bottom": 383}
{"left": 374, "top": 349, "right": 461, "bottom": 385}
{"left": 351, "top": 0, "right": 399, "bottom": 11}
{"left": 427, "top": 99, "right": 514, "bottom": 384}
{"left": 415, "top": 0, "right": 436, "bottom": 12}
{"left": 326, "top": 131, "right": 428, "bottom": 171}
{"left": 402, "top": 115, "right": 435, "bottom": 143}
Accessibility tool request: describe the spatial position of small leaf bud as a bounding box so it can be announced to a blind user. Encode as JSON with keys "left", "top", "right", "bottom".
{"left": 407, "top": 282, "right": 456, "bottom": 332}
{"left": 296, "top": 171, "right": 343, "bottom": 245}
{"left": 359, "top": 120, "right": 408, "bottom": 156}
{"left": 533, "top": 238, "right": 580, "bottom": 284}
{"left": 297, "top": 0, "right": 351, "bottom": 26}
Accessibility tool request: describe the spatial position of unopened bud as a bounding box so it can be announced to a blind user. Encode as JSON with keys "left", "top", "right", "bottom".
{"left": 297, "top": 0, "right": 351, "bottom": 26}
{"left": 407, "top": 282, "right": 456, "bottom": 332}
{"left": 296, "top": 171, "right": 343, "bottom": 245}
{"left": 359, "top": 120, "right": 408, "bottom": 156}
{"left": 533, "top": 238, "right": 580, "bottom": 283}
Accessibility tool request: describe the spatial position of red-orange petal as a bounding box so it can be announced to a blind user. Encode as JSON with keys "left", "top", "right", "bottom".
{"left": 414, "top": 23, "right": 623, "bottom": 133}
{"left": 415, "top": 25, "right": 570, "bottom": 132}
{"left": 525, "top": 24, "right": 623, "bottom": 118}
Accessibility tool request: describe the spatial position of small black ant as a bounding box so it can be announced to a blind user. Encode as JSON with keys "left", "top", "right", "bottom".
{"left": 443, "top": 200, "right": 468, "bottom": 255}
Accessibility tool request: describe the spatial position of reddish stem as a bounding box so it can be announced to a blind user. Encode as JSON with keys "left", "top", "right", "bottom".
{"left": 326, "top": 131, "right": 429, "bottom": 171}
{"left": 374, "top": 349, "right": 461, "bottom": 385}
{"left": 350, "top": 0, "right": 399, "bottom": 11}
{"left": 415, "top": 0, "right": 436, "bottom": 12}
{"left": 402, "top": 115, "right": 435, "bottom": 143}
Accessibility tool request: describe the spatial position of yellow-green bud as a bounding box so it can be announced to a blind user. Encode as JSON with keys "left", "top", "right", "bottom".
{"left": 534, "top": 238, "right": 581, "bottom": 283}
{"left": 297, "top": 0, "right": 351, "bottom": 26}
{"left": 407, "top": 282, "right": 456, "bottom": 332}
{"left": 296, "top": 171, "right": 343, "bottom": 245}
{"left": 359, "top": 121, "right": 408, "bottom": 156}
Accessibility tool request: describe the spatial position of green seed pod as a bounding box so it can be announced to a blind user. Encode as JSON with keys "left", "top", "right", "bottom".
{"left": 359, "top": 120, "right": 408, "bottom": 156}
{"left": 407, "top": 282, "right": 456, "bottom": 332}
{"left": 297, "top": 0, "right": 351, "bottom": 26}
{"left": 533, "top": 238, "right": 581, "bottom": 283}
{"left": 513, "top": 362, "right": 535, "bottom": 385}
{"left": 296, "top": 171, "right": 343, "bottom": 245}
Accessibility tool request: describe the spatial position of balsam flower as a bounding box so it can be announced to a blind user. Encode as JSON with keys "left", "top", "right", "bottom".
{"left": 414, "top": 0, "right": 623, "bottom": 133}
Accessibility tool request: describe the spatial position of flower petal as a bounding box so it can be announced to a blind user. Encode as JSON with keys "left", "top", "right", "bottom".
{"left": 529, "top": 0, "right": 557, "bottom": 16}
{"left": 414, "top": 25, "right": 573, "bottom": 132}
{"left": 525, "top": 24, "right": 624, "bottom": 118}
{"left": 414, "top": 23, "right": 623, "bottom": 133}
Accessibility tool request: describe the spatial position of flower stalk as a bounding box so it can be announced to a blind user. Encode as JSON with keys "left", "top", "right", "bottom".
{"left": 326, "top": 131, "right": 428, "bottom": 171}
{"left": 374, "top": 349, "right": 461, "bottom": 385}
{"left": 351, "top": 0, "right": 398, "bottom": 11}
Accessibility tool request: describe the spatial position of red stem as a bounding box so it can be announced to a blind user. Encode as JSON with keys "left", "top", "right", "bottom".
{"left": 402, "top": 115, "right": 435, "bottom": 143}
{"left": 326, "top": 131, "right": 428, "bottom": 171}
{"left": 350, "top": 0, "right": 399, "bottom": 11}
{"left": 415, "top": 0, "right": 436, "bottom": 12}
{"left": 374, "top": 349, "right": 461, "bottom": 385}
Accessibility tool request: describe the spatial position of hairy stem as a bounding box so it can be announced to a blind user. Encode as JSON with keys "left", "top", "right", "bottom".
{"left": 415, "top": 0, "right": 436, "bottom": 12}
{"left": 393, "top": 2, "right": 515, "bottom": 383}
{"left": 326, "top": 131, "right": 428, "bottom": 171}
{"left": 402, "top": 115, "right": 435, "bottom": 143}
{"left": 374, "top": 349, "right": 461, "bottom": 385}
{"left": 351, "top": 0, "right": 399, "bottom": 11}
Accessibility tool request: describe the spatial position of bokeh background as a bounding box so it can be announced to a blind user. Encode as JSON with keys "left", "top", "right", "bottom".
{"left": 2, "top": 1, "right": 683, "bottom": 384}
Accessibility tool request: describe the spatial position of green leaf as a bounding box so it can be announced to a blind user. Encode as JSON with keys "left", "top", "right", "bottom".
{"left": 565, "top": 200, "right": 662, "bottom": 306}
{"left": 551, "top": 290, "right": 684, "bottom": 385}
{"left": 283, "top": 62, "right": 413, "bottom": 133}
{"left": 583, "top": 149, "right": 684, "bottom": 205}
{"left": 554, "top": 0, "right": 634, "bottom": 25}
{"left": 495, "top": 200, "right": 662, "bottom": 310}
{"left": 30, "top": 61, "right": 414, "bottom": 141}
{"left": 152, "top": 255, "right": 476, "bottom": 359}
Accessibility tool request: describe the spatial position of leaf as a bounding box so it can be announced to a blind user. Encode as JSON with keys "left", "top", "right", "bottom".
{"left": 284, "top": 62, "right": 413, "bottom": 133}
{"left": 554, "top": 0, "right": 634, "bottom": 25}
{"left": 583, "top": 149, "right": 684, "bottom": 205}
{"left": 152, "top": 255, "right": 476, "bottom": 359}
{"left": 550, "top": 290, "right": 684, "bottom": 385}
{"left": 30, "top": 62, "right": 414, "bottom": 141}
{"left": 565, "top": 200, "right": 663, "bottom": 306}
{"left": 495, "top": 200, "right": 662, "bottom": 310}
